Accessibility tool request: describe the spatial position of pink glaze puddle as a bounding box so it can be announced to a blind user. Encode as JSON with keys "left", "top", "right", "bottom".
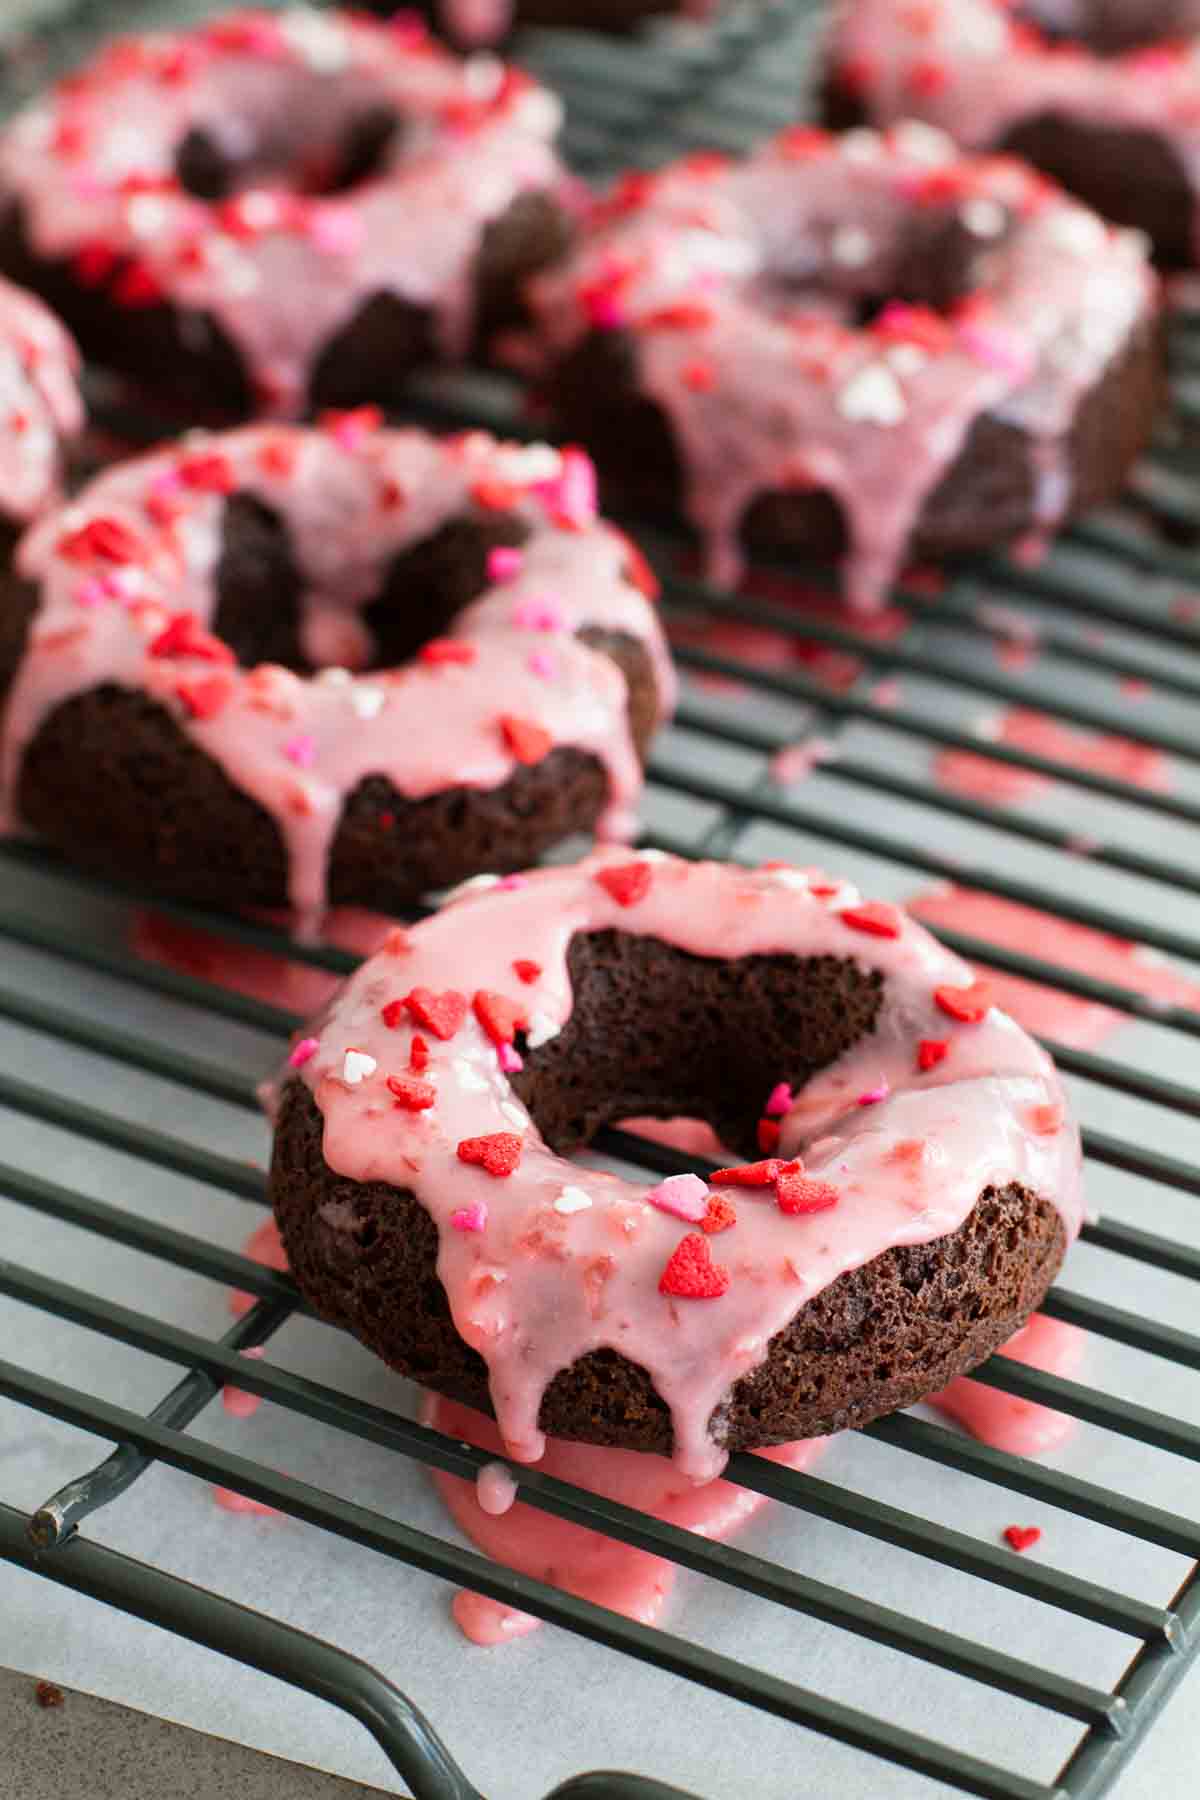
{"left": 908, "top": 885, "right": 1200, "bottom": 1049}
{"left": 131, "top": 905, "right": 394, "bottom": 1017}
{"left": 426, "top": 1393, "right": 822, "bottom": 1645}
{"left": 934, "top": 706, "right": 1169, "bottom": 806}
{"left": 929, "top": 1312, "right": 1086, "bottom": 1457}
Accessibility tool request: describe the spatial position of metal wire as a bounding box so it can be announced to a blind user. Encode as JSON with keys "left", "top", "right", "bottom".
{"left": 3, "top": 1, "right": 1200, "bottom": 1797}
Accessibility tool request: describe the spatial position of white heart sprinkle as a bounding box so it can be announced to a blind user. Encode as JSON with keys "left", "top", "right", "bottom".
{"left": 962, "top": 198, "right": 1007, "bottom": 241}
{"left": 341, "top": 1050, "right": 376, "bottom": 1086}
{"left": 350, "top": 684, "right": 385, "bottom": 720}
{"left": 554, "top": 1186, "right": 593, "bottom": 1215}
{"left": 837, "top": 363, "right": 907, "bottom": 427}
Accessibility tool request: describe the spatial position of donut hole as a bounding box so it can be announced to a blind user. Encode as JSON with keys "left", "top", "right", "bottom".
{"left": 510, "top": 929, "right": 885, "bottom": 1161}
{"left": 175, "top": 77, "right": 403, "bottom": 201}
{"left": 210, "top": 490, "right": 528, "bottom": 675}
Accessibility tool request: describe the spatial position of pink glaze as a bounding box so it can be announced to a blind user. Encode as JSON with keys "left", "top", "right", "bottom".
{"left": 830, "top": 1, "right": 1200, "bottom": 262}
{"left": 0, "top": 9, "right": 565, "bottom": 416}
{"left": 427, "top": 1393, "right": 822, "bottom": 1643}
{"left": 4, "top": 424, "right": 673, "bottom": 924}
{"left": 531, "top": 126, "right": 1153, "bottom": 607}
{"left": 934, "top": 706, "right": 1169, "bottom": 807}
{"left": 293, "top": 851, "right": 1082, "bottom": 1481}
{"left": 0, "top": 275, "right": 82, "bottom": 527}
{"left": 929, "top": 1311, "right": 1086, "bottom": 1456}
{"left": 908, "top": 884, "right": 1200, "bottom": 1049}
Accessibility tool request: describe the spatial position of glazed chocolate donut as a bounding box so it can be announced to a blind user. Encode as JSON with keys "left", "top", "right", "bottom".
{"left": 827, "top": 1, "right": 1200, "bottom": 265}
{"left": 0, "top": 275, "right": 82, "bottom": 558}
{"left": 270, "top": 852, "right": 1081, "bottom": 1475}
{"left": 0, "top": 8, "right": 570, "bottom": 419}
{"left": 530, "top": 124, "right": 1160, "bottom": 608}
{"left": 0, "top": 423, "right": 672, "bottom": 924}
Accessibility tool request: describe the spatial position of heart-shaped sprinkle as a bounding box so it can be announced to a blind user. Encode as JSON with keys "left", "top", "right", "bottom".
{"left": 700, "top": 1196, "right": 737, "bottom": 1234}
{"left": 381, "top": 1000, "right": 405, "bottom": 1029}
{"left": 776, "top": 1172, "right": 839, "bottom": 1216}
{"left": 410, "top": 1036, "right": 429, "bottom": 1072}
{"left": 404, "top": 987, "right": 468, "bottom": 1040}
{"left": 341, "top": 1050, "right": 376, "bottom": 1086}
{"left": 473, "top": 990, "right": 527, "bottom": 1045}
{"left": 594, "top": 862, "right": 652, "bottom": 907}
{"left": 764, "top": 1082, "right": 793, "bottom": 1117}
{"left": 554, "top": 1186, "right": 592, "bottom": 1215}
{"left": 712, "top": 1158, "right": 791, "bottom": 1187}
{"left": 500, "top": 715, "right": 554, "bottom": 764}
{"left": 457, "top": 1132, "right": 523, "bottom": 1178}
{"left": 497, "top": 1042, "right": 523, "bottom": 1074}
{"left": 452, "top": 1202, "right": 488, "bottom": 1233}
{"left": 420, "top": 638, "right": 476, "bottom": 666}
{"left": 757, "top": 1119, "right": 781, "bottom": 1154}
{"left": 918, "top": 1039, "right": 949, "bottom": 1071}
{"left": 1003, "top": 1525, "right": 1041, "bottom": 1553}
{"left": 288, "top": 1036, "right": 318, "bottom": 1068}
{"left": 646, "top": 1173, "right": 709, "bottom": 1222}
{"left": 513, "top": 959, "right": 542, "bottom": 984}
{"left": 386, "top": 1072, "right": 436, "bottom": 1111}
{"left": 838, "top": 902, "right": 901, "bottom": 938}
{"left": 659, "top": 1233, "right": 730, "bottom": 1299}
{"left": 487, "top": 546, "right": 524, "bottom": 581}
{"left": 935, "top": 981, "right": 991, "bottom": 1023}
{"left": 857, "top": 1080, "right": 889, "bottom": 1106}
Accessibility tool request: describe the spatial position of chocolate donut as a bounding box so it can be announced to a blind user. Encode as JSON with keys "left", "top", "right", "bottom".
{"left": 0, "top": 274, "right": 82, "bottom": 558}
{"left": 529, "top": 124, "right": 1160, "bottom": 607}
{"left": 827, "top": 1, "right": 1200, "bottom": 265}
{"left": 270, "top": 852, "right": 1081, "bottom": 1476}
{"left": 0, "top": 423, "right": 672, "bottom": 925}
{"left": 0, "top": 8, "right": 570, "bottom": 419}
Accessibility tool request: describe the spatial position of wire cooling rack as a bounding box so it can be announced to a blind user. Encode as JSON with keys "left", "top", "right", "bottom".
{"left": 4, "top": 2, "right": 1200, "bottom": 1796}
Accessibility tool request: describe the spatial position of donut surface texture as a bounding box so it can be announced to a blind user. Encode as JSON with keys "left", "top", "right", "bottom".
{"left": 828, "top": 1, "right": 1200, "bottom": 264}
{"left": 270, "top": 852, "right": 1082, "bottom": 1478}
{"left": 530, "top": 124, "right": 1159, "bottom": 608}
{"left": 0, "top": 274, "right": 82, "bottom": 546}
{"left": 0, "top": 424, "right": 672, "bottom": 923}
{"left": 0, "top": 8, "right": 568, "bottom": 418}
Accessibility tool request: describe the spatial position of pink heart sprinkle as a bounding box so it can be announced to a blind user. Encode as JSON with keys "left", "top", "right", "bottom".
{"left": 497, "top": 1042, "right": 524, "bottom": 1073}
{"left": 646, "top": 1172, "right": 710, "bottom": 1222}
{"left": 764, "top": 1082, "right": 793, "bottom": 1117}
{"left": 487, "top": 546, "right": 524, "bottom": 581}
{"left": 452, "top": 1203, "right": 488, "bottom": 1233}
{"left": 283, "top": 734, "right": 316, "bottom": 768}
{"left": 512, "top": 596, "right": 565, "bottom": 631}
{"left": 288, "top": 1036, "right": 319, "bottom": 1068}
{"left": 857, "top": 1080, "right": 890, "bottom": 1106}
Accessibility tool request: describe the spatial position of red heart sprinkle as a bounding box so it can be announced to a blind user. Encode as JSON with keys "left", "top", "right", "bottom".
{"left": 457, "top": 1132, "right": 523, "bottom": 1178}
{"left": 149, "top": 612, "right": 235, "bottom": 664}
{"left": 700, "top": 1196, "right": 737, "bottom": 1234}
{"left": 112, "top": 261, "right": 162, "bottom": 308}
{"left": 642, "top": 301, "right": 715, "bottom": 331}
{"left": 757, "top": 1118, "right": 781, "bottom": 1154}
{"left": 659, "top": 1232, "right": 730, "bottom": 1299}
{"left": 935, "top": 981, "right": 991, "bottom": 1024}
{"left": 473, "top": 989, "right": 527, "bottom": 1045}
{"left": 380, "top": 1000, "right": 405, "bottom": 1029}
{"left": 1003, "top": 1525, "right": 1041, "bottom": 1553}
{"left": 838, "top": 902, "right": 901, "bottom": 939}
{"left": 410, "top": 1036, "right": 429, "bottom": 1072}
{"left": 257, "top": 440, "right": 297, "bottom": 478}
{"left": 382, "top": 928, "right": 412, "bottom": 956}
{"left": 58, "top": 516, "right": 141, "bottom": 564}
{"left": 513, "top": 959, "right": 542, "bottom": 984}
{"left": 776, "top": 1172, "right": 840, "bottom": 1216}
{"left": 712, "top": 1159, "right": 789, "bottom": 1187}
{"left": 176, "top": 675, "right": 231, "bottom": 720}
{"left": 500, "top": 715, "right": 553, "bottom": 764}
{"left": 177, "top": 451, "right": 236, "bottom": 493}
{"left": 404, "top": 987, "right": 467, "bottom": 1040}
{"left": 471, "top": 478, "right": 521, "bottom": 512}
{"left": 420, "top": 638, "right": 476, "bottom": 666}
{"left": 918, "top": 1039, "right": 949, "bottom": 1071}
{"left": 595, "top": 862, "right": 652, "bottom": 907}
{"left": 73, "top": 242, "right": 117, "bottom": 288}
{"left": 386, "top": 1072, "right": 436, "bottom": 1111}
{"left": 617, "top": 533, "right": 659, "bottom": 601}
